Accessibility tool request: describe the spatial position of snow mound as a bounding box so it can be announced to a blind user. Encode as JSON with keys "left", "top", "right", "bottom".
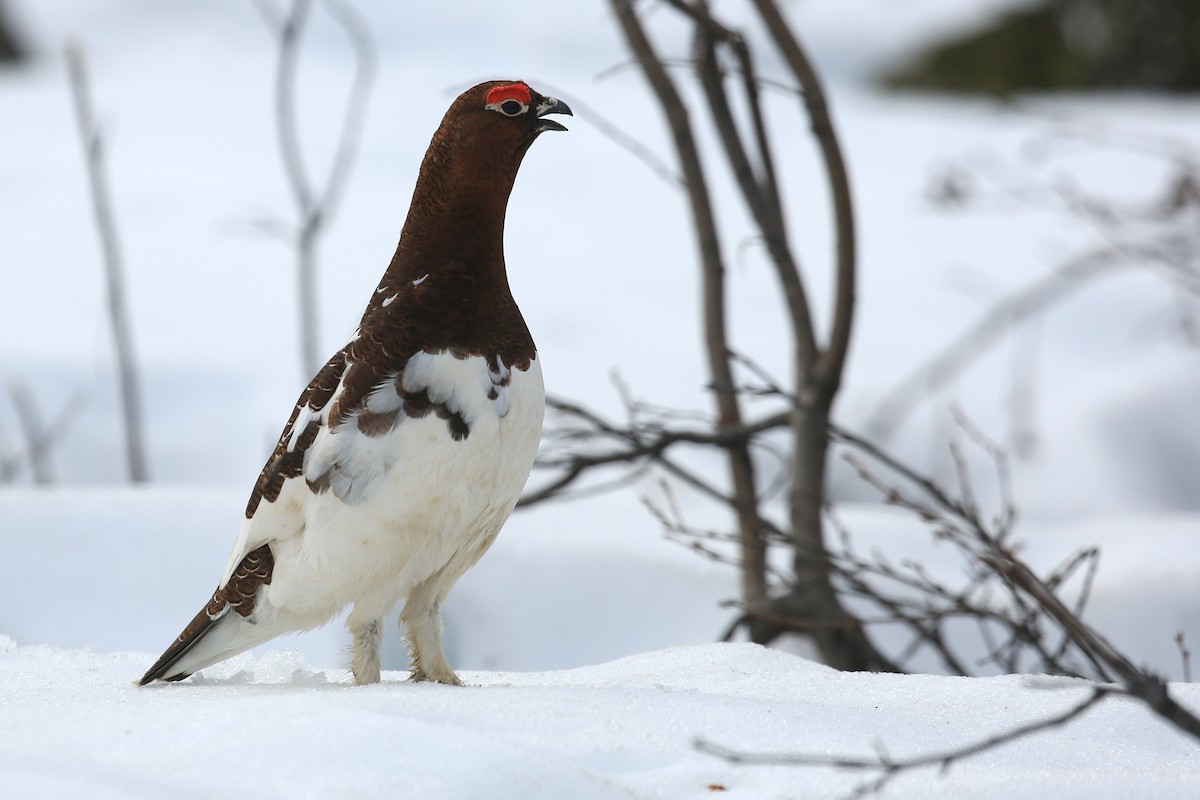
{"left": 2, "top": 640, "right": 1198, "bottom": 799}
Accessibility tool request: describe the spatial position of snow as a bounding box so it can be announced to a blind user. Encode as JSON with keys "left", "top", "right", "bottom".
{"left": 4, "top": 638, "right": 1198, "bottom": 799}
{"left": 4, "top": 489, "right": 1200, "bottom": 798}
{"left": 2, "top": 0, "right": 1200, "bottom": 796}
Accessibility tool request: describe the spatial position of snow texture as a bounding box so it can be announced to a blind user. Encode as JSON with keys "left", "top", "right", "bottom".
{"left": 3, "top": 639, "right": 1198, "bottom": 800}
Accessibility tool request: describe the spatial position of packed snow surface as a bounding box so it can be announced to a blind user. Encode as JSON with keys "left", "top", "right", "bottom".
{"left": 3, "top": 489, "right": 1199, "bottom": 798}
{"left": 4, "top": 638, "right": 1198, "bottom": 800}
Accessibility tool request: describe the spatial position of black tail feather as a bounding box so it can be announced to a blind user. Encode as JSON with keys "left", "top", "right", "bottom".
{"left": 138, "top": 604, "right": 216, "bottom": 685}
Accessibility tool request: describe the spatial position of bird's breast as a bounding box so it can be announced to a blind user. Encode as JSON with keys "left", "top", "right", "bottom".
{"left": 303, "top": 349, "right": 543, "bottom": 508}
{"left": 255, "top": 350, "right": 541, "bottom": 606}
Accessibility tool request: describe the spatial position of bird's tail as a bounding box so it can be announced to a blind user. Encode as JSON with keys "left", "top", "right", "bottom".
{"left": 139, "top": 544, "right": 277, "bottom": 685}
{"left": 138, "top": 603, "right": 279, "bottom": 685}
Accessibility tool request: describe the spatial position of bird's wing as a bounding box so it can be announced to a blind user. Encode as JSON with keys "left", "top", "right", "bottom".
{"left": 217, "top": 316, "right": 465, "bottom": 586}
{"left": 218, "top": 350, "right": 351, "bottom": 587}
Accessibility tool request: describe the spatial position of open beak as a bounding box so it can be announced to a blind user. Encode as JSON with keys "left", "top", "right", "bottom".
{"left": 535, "top": 96, "right": 573, "bottom": 133}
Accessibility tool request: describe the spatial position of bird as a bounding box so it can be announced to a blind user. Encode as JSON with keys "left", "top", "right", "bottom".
{"left": 140, "top": 80, "right": 571, "bottom": 686}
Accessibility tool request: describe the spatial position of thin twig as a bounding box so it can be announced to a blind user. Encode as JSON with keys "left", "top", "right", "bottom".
{"left": 697, "top": 687, "right": 1111, "bottom": 796}
{"left": 1177, "top": 633, "right": 1193, "bottom": 684}
{"left": 534, "top": 80, "right": 683, "bottom": 188}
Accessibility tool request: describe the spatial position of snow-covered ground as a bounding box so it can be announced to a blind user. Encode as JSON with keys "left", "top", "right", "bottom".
{"left": 2, "top": 1, "right": 1199, "bottom": 796}
{"left": 6, "top": 638, "right": 1198, "bottom": 800}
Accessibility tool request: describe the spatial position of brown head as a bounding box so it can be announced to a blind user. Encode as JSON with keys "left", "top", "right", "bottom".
{"left": 440, "top": 80, "right": 573, "bottom": 161}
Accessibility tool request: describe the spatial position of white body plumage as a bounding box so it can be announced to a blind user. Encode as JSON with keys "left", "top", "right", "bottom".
{"left": 171, "top": 351, "right": 544, "bottom": 683}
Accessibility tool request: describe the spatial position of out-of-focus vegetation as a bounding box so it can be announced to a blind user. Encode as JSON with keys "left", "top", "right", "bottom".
{"left": 884, "top": 0, "right": 1200, "bottom": 94}
{"left": 0, "top": 4, "right": 27, "bottom": 64}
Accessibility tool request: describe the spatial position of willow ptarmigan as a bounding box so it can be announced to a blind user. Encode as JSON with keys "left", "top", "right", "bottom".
{"left": 140, "top": 81, "right": 571, "bottom": 686}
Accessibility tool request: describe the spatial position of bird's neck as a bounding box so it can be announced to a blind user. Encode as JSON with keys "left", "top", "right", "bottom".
{"left": 359, "top": 137, "right": 535, "bottom": 361}
{"left": 384, "top": 137, "right": 521, "bottom": 289}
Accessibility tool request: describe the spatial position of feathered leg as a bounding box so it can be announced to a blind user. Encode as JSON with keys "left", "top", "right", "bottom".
{"left": 347, "top": 614, "right": 383, "bottom": 685}
{"left": 400, "top": 582, "right": 460, "bottom": 685}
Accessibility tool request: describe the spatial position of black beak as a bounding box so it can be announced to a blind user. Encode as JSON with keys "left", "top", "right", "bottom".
{"left": 535, "top": 96, "right": 573, "bottom": 133}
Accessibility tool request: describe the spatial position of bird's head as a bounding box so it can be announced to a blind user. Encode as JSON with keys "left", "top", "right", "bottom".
{"left": 396, "top": 80, "right": 573, "bottom": 258}
{"left": 440, "top": 80, "right": 573, "bottom": 161}
{"left": 482, "top": 81, "right": 572, "bottom": 135}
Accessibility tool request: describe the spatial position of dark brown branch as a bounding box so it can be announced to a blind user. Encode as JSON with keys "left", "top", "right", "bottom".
{"left": 608, "top": 0, "right": 767, "bottom": 610}
{"left": 65, "top": 42, "right": 149, "bottom": 484}
{"left": 682, "top": 0, "right": 817, "bottom": 371}
{"left": 522, "top": 394, "right": 790, "bottom": 507}
{"left": 748, "top": 0, "right": 856, "bottom": 404}
{"left": 843, "top": 422, "right": 1200, "bottom": 743}
{"left": 991, "top": 556, "right": 1200, "bottom": 742}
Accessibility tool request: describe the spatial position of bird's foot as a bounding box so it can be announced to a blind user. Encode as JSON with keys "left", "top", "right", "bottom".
{"left": 408, "top": 665, "right": 463, "bottom": 686}
{"left": 352, "top": 664, "right": 382, "bottom": 685}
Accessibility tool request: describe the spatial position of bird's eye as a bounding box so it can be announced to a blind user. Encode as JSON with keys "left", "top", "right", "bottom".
{"left": 499, "top": 99, "right": 526, "bottom": 116}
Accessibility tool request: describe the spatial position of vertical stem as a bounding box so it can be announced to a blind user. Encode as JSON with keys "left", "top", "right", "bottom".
{"left": 8, "top": 382, "right": 52, "bottom": 484}
{"left": 749, "top": 0, "right": 857, "bottom": 398}
{"left": 261, "top": 0, "right": 374, "bottom": 380}
{"left": 275, "top": 0, "right": 321, "bottom": 378}
{"left": 609, "top": 0, "right": 767, "bottom": 610}
{"left": 297, "top": 223, "right": 321, "bottom": 381}
{"left": 66, "top": 43, "right": 149, "bottom": 483}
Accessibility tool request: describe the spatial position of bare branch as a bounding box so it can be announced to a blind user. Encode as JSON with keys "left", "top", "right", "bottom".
{"left": 697, "top": 687, "right": 1111, "bottom": 797}
{"left": 313, "top": 0, "right": 376, "bottom": 214}
{"left": 9, "top": 382, "right": 51, "bottom": 484}
{"left": 3, "top": 382, "right": 87, "bottom": 486}
{"left": 522, "top": 394, "right": 790, "bottom": 507}
{"left": 607, "top": 0, "right": 766, "bottom": 610}
{"left": 842, "top": 418, "right": 1200, "bottom": 741}
{"left": 258, "top": 0, "right": 376, "bottom": 378}
{"left": 274, "top": 0, "right": 316, "bottom": 213}
{"left": 1177, "top": 633, "right": 1193, "bottom": 684}
{"left": 989, "top": 554, "right": 1200, "bottom": 742}
{"left": 65, "top": 41, "right": 149, "bottom": 483}
{"left": 534, "top": 81, "right": 683, "bottom": 188}
{"left": 748, "top": 0, "right": 856, "bottom": 402}
{"left": 683, "top": 0, "right": 818, "bottom": 370}
{"left": 875, "top": 123, "right": 1200, "bottom": 444}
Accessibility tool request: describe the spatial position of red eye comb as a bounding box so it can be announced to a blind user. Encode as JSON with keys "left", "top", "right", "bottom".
{"left": 486, "top": 83, "right": 532, "bottom": 107}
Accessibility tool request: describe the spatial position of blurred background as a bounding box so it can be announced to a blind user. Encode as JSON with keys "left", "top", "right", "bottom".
{"left": 1, "top": 0, "right": 1197, "bottom": 678}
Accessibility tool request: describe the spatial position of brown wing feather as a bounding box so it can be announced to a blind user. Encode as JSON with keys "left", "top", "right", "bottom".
{"left": 244, "top": 353, "right": 347, "bottom": 519}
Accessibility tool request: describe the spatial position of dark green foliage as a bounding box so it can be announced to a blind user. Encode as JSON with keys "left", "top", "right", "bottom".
{"left": 883, "top": 0, "right": 1200, "bottom": 94}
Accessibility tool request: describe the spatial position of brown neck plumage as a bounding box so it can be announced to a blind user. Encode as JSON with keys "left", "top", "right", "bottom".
{"left": 358, "top": 107, "right": 536, "bottom": 366}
